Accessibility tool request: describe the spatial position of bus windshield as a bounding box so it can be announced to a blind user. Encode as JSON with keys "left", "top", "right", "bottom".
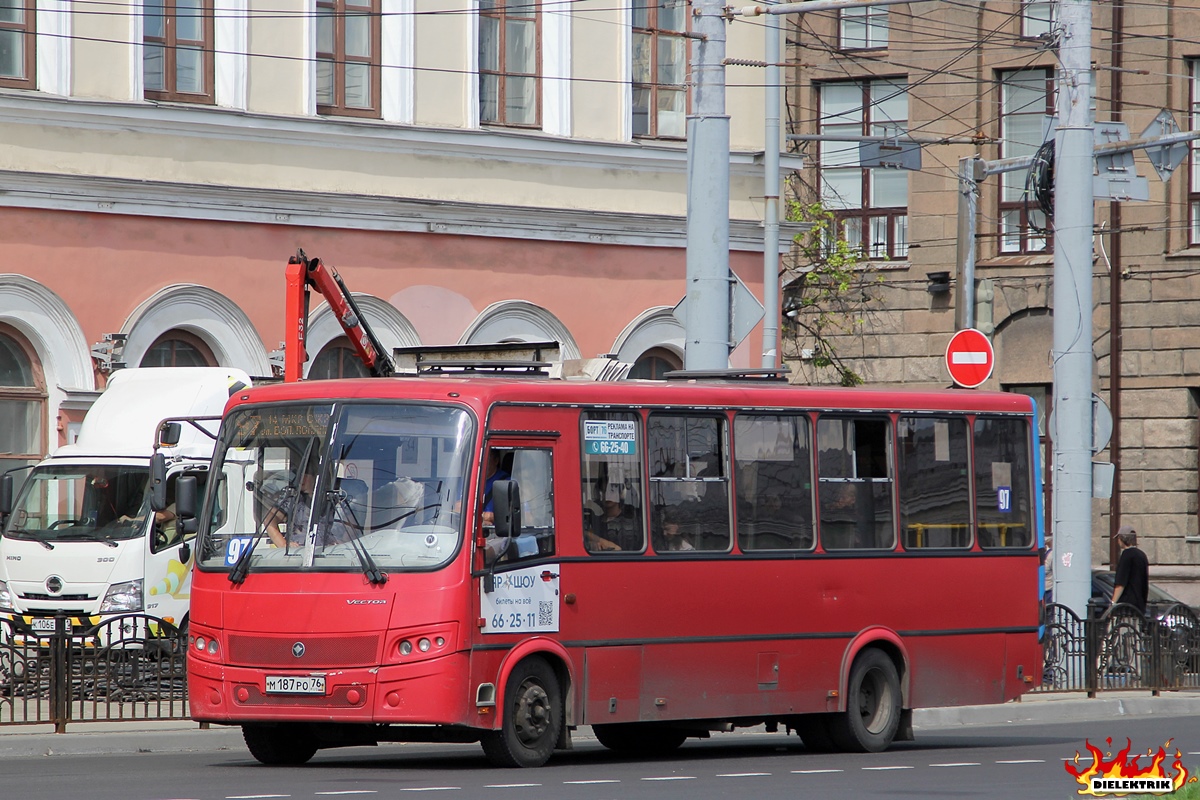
{"left": 198, "top": 402, "right": 474, "bottom": 573}
{"left": 5, "top": 464, "right": 150, "bottom": 544}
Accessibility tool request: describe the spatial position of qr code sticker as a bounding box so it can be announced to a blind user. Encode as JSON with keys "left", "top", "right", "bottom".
{"left": 538, "top": 601, "right": 554, "bottom": 627}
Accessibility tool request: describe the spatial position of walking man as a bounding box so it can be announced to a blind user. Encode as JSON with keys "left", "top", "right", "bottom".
{"left": 1111, "top": 525, "right": 1149, "bottom": 615}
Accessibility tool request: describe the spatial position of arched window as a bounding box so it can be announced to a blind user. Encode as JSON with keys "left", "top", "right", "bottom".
{"left": 0, "top": 326, "right": 46, "bottom": 480}
{"left": 141, "top": 332, "right": 216, "bottom": 367}
{"left": 628, "top": 347, "right": 681, "bottom": 380}
{"left": 309, "top": 339, "right": 370, "bottom": 379}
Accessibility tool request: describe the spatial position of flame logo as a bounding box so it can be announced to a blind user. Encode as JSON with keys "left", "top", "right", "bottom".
{"left": 1065, "top": 738, "right": 1195, "bottom": 796}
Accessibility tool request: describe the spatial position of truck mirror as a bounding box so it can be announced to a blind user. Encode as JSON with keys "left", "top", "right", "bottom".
{"left": 158, "top": 422, "right": 182, "bottom": 447}
{"left": 150, "top": 453, "right": 168, "bottom": 512}
{"left": 0, "top": 474, "right": 11, "bottom": 520}
{"left": 176, "top": 475, "right": 199, "bottom": 534}
{"left": 491, "top": 480, "right": 521, "bottom": 539}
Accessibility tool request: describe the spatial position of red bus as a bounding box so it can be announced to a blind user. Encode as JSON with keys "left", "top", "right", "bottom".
{"left": 184, "top": 370, "right": 1044, "bottom": 768}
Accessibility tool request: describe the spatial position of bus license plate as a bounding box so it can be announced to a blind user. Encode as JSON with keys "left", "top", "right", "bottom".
{"left": 31, "top": 618, "right": 70, "bottom": 634}
{"left": 265, "top": 675, "right": 326, "bottom": 695}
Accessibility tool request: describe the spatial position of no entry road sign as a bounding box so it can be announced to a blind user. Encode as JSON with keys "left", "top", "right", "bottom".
{"left": 945, "top": 328, "right": 994, "bottom": 388}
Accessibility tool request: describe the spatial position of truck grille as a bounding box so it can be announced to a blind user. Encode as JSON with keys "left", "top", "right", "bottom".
{"left": 227, "top": 633, "right": 381, "bottom": 668}
{"left": 21, "top": 592, "right": 93, "bottom": 602}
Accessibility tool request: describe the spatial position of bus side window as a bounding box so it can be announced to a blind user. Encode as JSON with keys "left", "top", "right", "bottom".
{"left": 817, "top": 416, "right": 895, "bottom": 551}
{"left": 897, "top": 416, "right": 971, "bottom": 549}
{"left": 734, "top": 414, "right": 814, "bottom": 551}
{"left": 508, "top": 448, "right": 555, "bottom": 560}
{"left": 580, "top": 411, "right": 645, "bottom": 554}
{"left": 974, "top": 417, "right": 1033, "bottom": 548}
{"left": 648, "top": 414, "right": 730, "bottom": 553}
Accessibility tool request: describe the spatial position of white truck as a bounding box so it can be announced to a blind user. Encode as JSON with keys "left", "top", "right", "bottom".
{"left": 0, "top": 367, "right": 251, "bottom": 634}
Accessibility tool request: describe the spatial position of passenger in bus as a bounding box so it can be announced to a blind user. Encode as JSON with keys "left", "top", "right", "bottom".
{"left": 480, "top": 449, "right": 510, "bottom": 527}
{"left": 654, "top": 509, "right": 693, "bottom": 552}
{"left": 584, "top": 487, "right": 641, "bottom": 551}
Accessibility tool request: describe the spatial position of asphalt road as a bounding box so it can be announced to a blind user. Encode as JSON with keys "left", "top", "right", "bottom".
{"left": 2, "top": 711, "right": 1199, "bottom": 800}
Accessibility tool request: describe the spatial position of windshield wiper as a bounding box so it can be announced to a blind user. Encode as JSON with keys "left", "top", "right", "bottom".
{"left": 326, "top": 489, "right": 387, "bottom": 585}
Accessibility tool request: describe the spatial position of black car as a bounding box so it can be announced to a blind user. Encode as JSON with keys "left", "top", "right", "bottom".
{"left": 1090, "top": 569, "right": 1195, "bottom": 614}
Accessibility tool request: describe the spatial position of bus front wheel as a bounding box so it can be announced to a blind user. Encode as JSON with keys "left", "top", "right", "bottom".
{"left": 480, "top": 656, "right": 562, "bottom": 768}
{"left": 828, "top": 648, "right": 902, "bottom": 753}
{"left": 242, "top": 723, "right": 319, "bottom": 765}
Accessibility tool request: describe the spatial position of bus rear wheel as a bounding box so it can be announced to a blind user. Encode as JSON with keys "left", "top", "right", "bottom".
{"left": 592, "top": 723, "right": 688, "bottom": 755}
{"left": 480, "top": 656, "right": 562, "bottom": 768}
{"left": 828, "top": 648, "right": 902, "bottom": 753}
{"left": 242, "top": 723, "right": 319, "bottom": 765}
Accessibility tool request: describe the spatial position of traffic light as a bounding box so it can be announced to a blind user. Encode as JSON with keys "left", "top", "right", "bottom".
{"left": 975, "top": 278, "right": 995, "bottom": 336}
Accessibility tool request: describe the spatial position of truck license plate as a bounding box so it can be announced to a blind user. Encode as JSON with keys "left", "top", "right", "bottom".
{"left": 30, "top": 618, "right": 70, "bottom": 634}
{"left": 265, "top": 675, "right": 326, "bottom": 695}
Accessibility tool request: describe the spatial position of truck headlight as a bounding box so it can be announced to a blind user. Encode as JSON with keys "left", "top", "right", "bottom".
{"left": 0, "top": 580, "right": 12, "bottom": 612}
{"left": 100, "top": 579, "right": 143, "bottom": 613}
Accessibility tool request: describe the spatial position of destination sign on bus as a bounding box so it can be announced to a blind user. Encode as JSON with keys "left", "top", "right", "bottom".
{"left": 232, "top": 405, "right": 331, "bottom": 441}
{"left": 583, "top": 420, "right": 637, "bottom": 456}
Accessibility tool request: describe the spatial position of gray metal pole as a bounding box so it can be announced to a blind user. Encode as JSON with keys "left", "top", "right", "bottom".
{"left": 1051, "top": 0, "right": 1095, "bottom": 617}
{"left": 684, "top": 0, "right": 732, "bottom": 370}
{"left": 954, "top": 157, "right": 978, "bottom": 331}
{"left": 761, "top": 11, "right": 782, "bottom": 368}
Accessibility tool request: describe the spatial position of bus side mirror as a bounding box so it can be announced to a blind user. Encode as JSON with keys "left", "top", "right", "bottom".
{"left": 150, "top": 453, "right": 168, "bottom": 512}
{"left": 491, "top": 480, "right": 521, "bottom": 539}
{"left": 158, "top": 422, "right": 182, "bottom": 447}
{"left": 176, "top": 476, "right": 199, "bottom": 535}
{"left": 0, "top": 474, "right": 11, "bottom": 517}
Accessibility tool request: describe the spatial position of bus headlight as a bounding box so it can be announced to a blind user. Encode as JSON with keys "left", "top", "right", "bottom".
{"left": 100, "top": 579, "right": 144, "bottom": 613}
{"left": 0, "top": 580, "right": 12, "bottom": 612}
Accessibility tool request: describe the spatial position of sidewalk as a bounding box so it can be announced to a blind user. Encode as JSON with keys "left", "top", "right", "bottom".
{"left": 1, "top": 691, "right": 1198, "bottom": 759}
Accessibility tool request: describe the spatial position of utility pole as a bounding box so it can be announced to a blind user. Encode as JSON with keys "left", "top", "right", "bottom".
{"left": 684, "top": 0, "right": 732, "bottom": 370}
{"left": 1051, "top": 0, "right": 1095, "bottom": 618}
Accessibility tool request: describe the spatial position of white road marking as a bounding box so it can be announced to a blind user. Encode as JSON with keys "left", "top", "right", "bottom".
{"left": 563, "top": 780, "right": 621, "bottom": 785}
{"left": 997, "top": 759, "right": 1046, "bottom": 764}
{"left": 792, "top": 769, "right": 844, "bottom": 774}
{"left": 930, "top": 762, "right": 981, "bottom": 768}
{"left": 484, "top": 785, "right": 541, "bottom": 789}
{"left": 227, "top": 796, "right": 290, "bottom": 799}
{"left": 641, "top": 776, "right": 697, "bottom": 781}
{"left": 316, "top": 793, "right": 379, "bottom": 796}
{"left": 399, "top": 789, "right": 461, "bottom": 792}
{"left": 717, "top": 772, "right": 771, "bottom": 777}
{"left": 862, "top": 765, "right": 914, "bottom": 771}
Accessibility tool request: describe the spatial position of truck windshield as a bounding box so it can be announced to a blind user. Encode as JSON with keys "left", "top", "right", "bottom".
{"left": 5, "top": 465, "right": 151, "bottom": 544}
{"left": 199, "top": 402, "right": 473, "bottom": 573}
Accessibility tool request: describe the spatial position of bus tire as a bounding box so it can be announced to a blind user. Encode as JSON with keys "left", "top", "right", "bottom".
{"left": 242, "top": 723, "right": 319, "bottom": 765}
{"left": 592, "top": 723, "right": 688, "bottom": 755}
{"left": 793, "top": 714, "right": 837, "bottom": 752}
{"left": 480, "top": 656, "right": 562, "bottom": 768}
{"left": 828, "top": 648, "right": 902, "bottom": 753}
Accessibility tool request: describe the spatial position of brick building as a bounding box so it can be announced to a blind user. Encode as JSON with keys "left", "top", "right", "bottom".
{"left": 786, "top": 0, "right": 1200, "bottom": 598}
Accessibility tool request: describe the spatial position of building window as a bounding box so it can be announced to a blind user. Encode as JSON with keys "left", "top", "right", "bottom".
{"left": 144, "top": 0, "right": 215, "bottom": 102}
{"left": 479, "top": 0, "right": 540, "bottom": 127}
{"left": 628, "top": 347, "right": 680, "bottom": 380}
{"left": 1021, "top": 1, "right": 1054, "bottom": 39}
{"left": 317, "top": 0, "right": 382, "bottom": 117}
{"left": 0, "top": 327, "right": 46, "bottom": 491}
{"left": 0, "top": 0, "right": 35, "bottom": 90}
{"left": 819, "top": 79, "right": 909, "bottom": 260}
{"left": 839, "top": 7, "right": 887, "bottom": 50}
{"left": 309, "top": 340, "right": 370, "bottom": 379}
{"left": 1190, "top": 61, "right": 1200, "bottom": 245}
{"left": 141, "top": 332, "right": 216, "bottom": 367}
{"left": 999, "top": 68, "right": 1053, "bottom": 254}
{"left": 632, "top": 0, "right": 687, "bottom": 139}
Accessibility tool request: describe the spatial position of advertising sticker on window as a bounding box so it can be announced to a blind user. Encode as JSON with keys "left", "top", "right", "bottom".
{"left": 584, "top": 420, "right": 637, "bottom": 456}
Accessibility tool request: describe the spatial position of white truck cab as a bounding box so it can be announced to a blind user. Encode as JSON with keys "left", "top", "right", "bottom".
{"left": 0, "top": 367, "right": 250, "bottom": 633}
